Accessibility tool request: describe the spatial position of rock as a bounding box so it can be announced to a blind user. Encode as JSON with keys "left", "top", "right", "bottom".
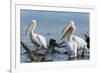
{"left": 77, "top": 48, "right": 90, "bottom": 60}
{"left": 45, "top": 53, "right": 52, "bottom": 61}
{"left": 45, "top": 53, "right": 69, "bottom": 61}
{"left": 37, "top": 50, "right": 47, "bottom": 55}
{"left": 52, "top": 54, "right": 69, "bottom": 61}
{"left": 21, "top": 53, "right": 31, "bottom": 63}
{"left": 54, "top": 47, "right": 67, "bottom": 54}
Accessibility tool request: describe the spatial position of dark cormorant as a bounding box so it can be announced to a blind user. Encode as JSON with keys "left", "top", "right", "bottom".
{"left": 84, "top": 34, "right": 90, "bottom": 48}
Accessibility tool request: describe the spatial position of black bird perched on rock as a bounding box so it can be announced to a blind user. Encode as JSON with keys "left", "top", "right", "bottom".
{"left": 49, "top": 39, "right": 58, "bottom": 48}
{"left": 84, "top": 34, "right": 90, "bottom": 48}
{"left": 48, "top": 39, "right": 65, "bottom": 53}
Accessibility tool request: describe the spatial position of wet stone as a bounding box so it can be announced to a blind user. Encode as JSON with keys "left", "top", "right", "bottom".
{"left": 54, "top": 47, "right": 67, "bottom": 54}
{"left": 52, "top": 54, "right": 69, "bottom": 61}
{"left": 45, "top": 53, "right": 52, "bottom": 61}
{"left": 21, "top": 53, "right": 31, "bottom": 63}
{"left": 37, "top": 50, "right": 47, "bottom": 55}
{"left": 45, "top": 52, "right": 69, "bottom": 61}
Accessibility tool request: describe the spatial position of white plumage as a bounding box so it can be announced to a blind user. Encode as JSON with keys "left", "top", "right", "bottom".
{"left": 61, "top": 21, "right": 87, "bottom": 57}
{"left": 72, "top": 35, "right": 87, "bottom": 49}
{"left": 26, "top": 19, "right": 47, "bottom": 49}
{"left": 67, "top": 36, "right": 78, "bottom": 57}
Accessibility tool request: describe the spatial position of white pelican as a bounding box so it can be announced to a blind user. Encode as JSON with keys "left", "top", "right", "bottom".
{"left": 26, "top": 19, "right": 47, "bottom": 50}
{"left": 61, "top": 21, "right": 87, "bottom": 57}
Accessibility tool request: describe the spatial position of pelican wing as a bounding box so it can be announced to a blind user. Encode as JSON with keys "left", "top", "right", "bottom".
{"left": 37, "top": 34, "right": 47, "bottom": 49}
{"left": 31, "top": 33, "right": 42, "bottom": 47}
{"left": 73, "top": 35, "right": 87, "bottom": 48}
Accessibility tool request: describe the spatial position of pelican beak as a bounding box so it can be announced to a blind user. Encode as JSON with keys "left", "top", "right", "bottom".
{"left": 61, "top": 21, "right": 75, "bottom": 40}
{"left": 26, "top": 19, "right": 36, "bottom": 35}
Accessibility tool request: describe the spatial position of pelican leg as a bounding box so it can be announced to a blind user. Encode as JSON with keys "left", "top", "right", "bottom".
{"left": 74, "top": 48, "right": 77, "bottom": 58}
{"left": 37, "top": 46, "right": 40, "bottom": 50}
{"left": 81, "top": 49, "right": 85, "bottom": 58}
{"left": 31, "top": 46, "right": 38, "bottom": 56}
{"left": 73, "top": 41, "right": 78, "bottom": 58}
{"left": 81, "top": 47, "right": 87, "bottom": 58}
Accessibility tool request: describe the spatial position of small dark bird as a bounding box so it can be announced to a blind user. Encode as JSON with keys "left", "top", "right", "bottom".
{"left": 48, "top": 39, "right": 65, "bottom": 53}
{"left": 49, "top": 39, "right": 58, "bottom": 48}
{"left": 84, "top": 34, "right": 90, "bottom": 48}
